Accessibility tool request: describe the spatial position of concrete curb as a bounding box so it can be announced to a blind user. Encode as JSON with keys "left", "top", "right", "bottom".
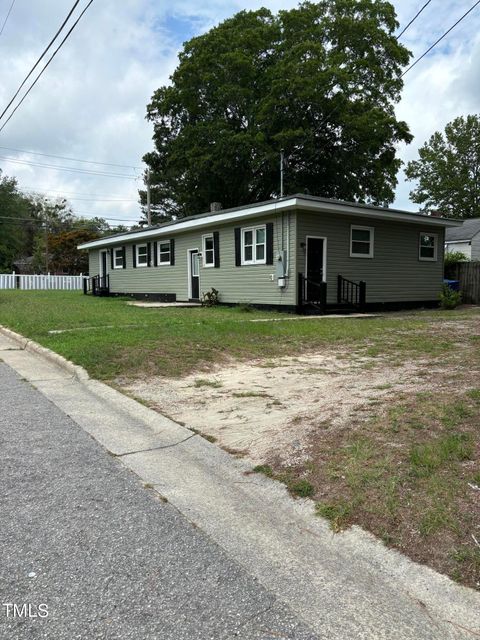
{"left": 0, "top": 325, "right": 90, "bottom": 381}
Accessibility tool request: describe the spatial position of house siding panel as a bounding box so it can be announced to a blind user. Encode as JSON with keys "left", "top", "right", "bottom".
{"left": 296, "top": 211, "right": 445, "bottom": 304}
{"left": 88, "top": 213, "right": 297, "bottom": 306}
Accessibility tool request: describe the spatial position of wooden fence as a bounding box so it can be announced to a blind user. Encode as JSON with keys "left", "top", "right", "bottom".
{"left": 0, "top": 273, "right": 87, "bottom": 291}
{"left": 449, "top": 262, "right": 480, "bottom": 304}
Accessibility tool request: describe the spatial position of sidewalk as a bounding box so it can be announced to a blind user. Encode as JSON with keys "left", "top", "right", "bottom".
{"left": 1, "top": 330, "right": 479, "bottom": 639}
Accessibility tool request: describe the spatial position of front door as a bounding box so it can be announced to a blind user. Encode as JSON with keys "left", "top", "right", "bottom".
{"left": 306, "top": 238, "right": 325, "bottom": 301}
{"left": 100, "top": 251, "right": 108, "bottom": 278}
{"left": 189, "top": 250, "right": 200, "bottom": 300}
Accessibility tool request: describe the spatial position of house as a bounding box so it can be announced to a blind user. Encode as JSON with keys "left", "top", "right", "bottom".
{"left": 445, "top": 218, "right": 480, "bottom": 260}
{"left": 78, "top": 194, "right": 461, "bottom": 313}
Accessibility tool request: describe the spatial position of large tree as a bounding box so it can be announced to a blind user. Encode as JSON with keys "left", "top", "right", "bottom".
{"left": 143, "top": 0, "right": 412, "bottom": 221}
{"left": 0, "top": 172, "right": 32, "bottom": 270}
{"left": 405, "top": 114, "right": 480, "bottom": 219}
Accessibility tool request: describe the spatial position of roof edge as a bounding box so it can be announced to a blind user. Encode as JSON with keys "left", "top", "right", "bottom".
{"left": 78, "top": 195, "right": 462, "bottom": 250}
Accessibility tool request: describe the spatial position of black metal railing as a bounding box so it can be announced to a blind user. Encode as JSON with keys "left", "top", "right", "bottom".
{"left": 298, "top": 273, "right": 327, "bottom": 313}
{"left": 83, "top": 274, "right": 109, "bottom": 296}
{"left": 337, "top": 275, "right": 366, "bottom": 311}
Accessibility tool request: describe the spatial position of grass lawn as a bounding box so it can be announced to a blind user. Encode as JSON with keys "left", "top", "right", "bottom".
{"left": 0, "top": 289, "right": 458, "bottom": 380}
{"left": 1, "top": 290, "right": 480, "bottom": 588}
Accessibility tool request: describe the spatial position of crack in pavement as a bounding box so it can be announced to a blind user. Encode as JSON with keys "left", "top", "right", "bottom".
{"left": 115, "top": 433, "right": 197, "bottom": 457}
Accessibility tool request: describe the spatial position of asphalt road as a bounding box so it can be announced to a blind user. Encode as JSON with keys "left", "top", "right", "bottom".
{"left": 0, "top": 362, "right": 318, "bottom": 640}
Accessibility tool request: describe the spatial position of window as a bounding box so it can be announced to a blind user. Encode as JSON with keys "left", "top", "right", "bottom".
{"left": 242, "top": 225, "right": 266, "bottom": 265}
{"left": 113, "top": 247, "right": 124, "bottom": 269}
{"left": 419, "top": 233, "right": 437, "bottom": 261}
{"left": 350, "top": 226, "right": 374, "bottom": 258}
{"left": 203, "top": 235, "right": 214, "bottom": 267}
{"left": 136, "top": 244, "right": 148, "bottom": 267}
{"left": 158, "top": 241, "right": 171, "bottom": 265}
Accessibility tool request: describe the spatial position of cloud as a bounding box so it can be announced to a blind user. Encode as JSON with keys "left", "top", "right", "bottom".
{"left": 0, "top": 0, "right": 478, "bottom": 222}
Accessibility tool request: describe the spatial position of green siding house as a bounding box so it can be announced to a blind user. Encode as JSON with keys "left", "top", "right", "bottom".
{"left": 78, "top": 194, "right": 461, "bottom": 313}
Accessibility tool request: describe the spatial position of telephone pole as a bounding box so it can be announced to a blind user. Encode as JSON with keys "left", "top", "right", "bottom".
{"left": 146, "top": 168, "right": 152, "bottom": 226}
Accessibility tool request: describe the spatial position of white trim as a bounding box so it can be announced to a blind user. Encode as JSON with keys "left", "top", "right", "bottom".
{"left": 241, "top": 224, "right": 266, "bottom": 265}
{"left": 445, "top": 239, "right": 472, "bottom": 245}
{"left": 419, "top": 232, "right": 438, "bottom": 262}
{"left": 99, "top": 250, "right": 108, "bottom": 277}
{"left": 350, "top": 225, "right": 374, "bottom": 258}
{"left": 136, "top": 243, "right": 149, "bottom": 268}
{"left": 78, "top": 197, "right": 461, "bottom": 250}
{"left": 113, "top": 247, "right": 124, "bottom": 269}
{"left": 157, "top": 239, "right": 171, "bottom": 266}
{"left": 202, "top": 234, "right": 215, "bottom": 268}
{"left": 305, "top": 236, "right": 327, "bottom": 282}
{"left": 187, "top": 248, "right": 200, "bottom": 299}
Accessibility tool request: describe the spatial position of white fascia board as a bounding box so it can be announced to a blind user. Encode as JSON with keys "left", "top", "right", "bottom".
{"left": 77, "top": 199, "right": 297, "bottom": 250}
{"left": 78, "top": 196, "right": 461, "bottom": 250}
{"left": 445, "top": 239, "right": 470, "bottom": 244}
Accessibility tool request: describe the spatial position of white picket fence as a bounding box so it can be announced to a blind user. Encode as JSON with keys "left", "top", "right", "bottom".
{"left": 0, "top": 272, "right": 87, "bottom": 291}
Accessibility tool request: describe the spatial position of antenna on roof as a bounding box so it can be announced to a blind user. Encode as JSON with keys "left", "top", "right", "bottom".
{"left": 280, "top": 149, "right": 284, "bottom": 198}
{"left": 146, "top": 168, "right": 152, "bottom": 226}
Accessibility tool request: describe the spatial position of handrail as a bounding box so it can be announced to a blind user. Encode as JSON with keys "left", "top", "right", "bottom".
{"left": 298, "top": 273, "right": 327, "bottom": 313}
{"left": 337, "top": 275, "right": 366, "bottom": 311}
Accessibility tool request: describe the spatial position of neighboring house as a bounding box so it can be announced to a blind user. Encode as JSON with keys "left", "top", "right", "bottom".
{"left": 78, "top": 194, "right": 461, "bottom": 313}
{"left": 445, "top": 218, "right": 480, "bottom": 260}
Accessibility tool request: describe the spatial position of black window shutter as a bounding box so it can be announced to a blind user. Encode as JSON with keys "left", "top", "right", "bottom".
{"left": 132, "top": 244, "right": 137, "bottom": 268}
{"left": 110, "top": 248, "right": 114, "bottom": 270}
{"left": 234, "top": 228, "right": 241, "bottom": 266}
{"left": 153, "top": 241, "right": 158, "bottom": 266}
{"left": 147, "top": 242, "right": 152, "bottom": 267}
{"left": 213, "top": 231, "right": 220, "bottom": 268}
{"left": 122, "top": 246, "right": 126, "bottom": 269}
{"left": 170, "top": 239, "right": 175, "bottom": 265}
{"left": 266, "top": 223, "right": 274, "bottom": 265}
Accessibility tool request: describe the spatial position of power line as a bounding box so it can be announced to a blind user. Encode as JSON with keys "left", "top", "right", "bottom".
{"left": 0, "top": 0, "right": 16, "bottom": 37}
{"left": 0, "top": 145, "right": 140, "bottom": 170}
{"left": 21, "top": 185, "right": 139, "bottom": 198}
{"left": 0, "top": 214, "right": 135, "bottom": 224}
{"left": 397, "top": 1, "right": 434, "bottom": 39}
{"left": 0, "top": 0, "right": 95, "bottom": 133}
{"left": 0, "top": 0, "right": 82, "bottom": 122}
{"left": 0, "top": 155, "right": 138, "bottom": 179}
{"left": 402, "top": 0, "right": 480, "bottom": 77}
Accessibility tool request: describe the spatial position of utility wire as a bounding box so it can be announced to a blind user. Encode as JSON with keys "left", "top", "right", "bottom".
{"left": 0, "top": 155, "right": 138, "bottom": 179}
{"left": 402, "top": 0, "right": 480, "bottom": 76}
{"left": 0, "top": 0, "right": 81, "bottom": 122}
{"left": 397, "top": 1, "right": 433, "bottom": 39}
{"left": 0, "top": 0, "right": 95, "bottom": 133}
{"left": 0, "top": 0, "right": 16, "bottom": 37}
{"left": 21, "top": 186, "right": 139, "bottom": 198}
{"left": 0, "top": 145, "right": 140, "bottom": 170}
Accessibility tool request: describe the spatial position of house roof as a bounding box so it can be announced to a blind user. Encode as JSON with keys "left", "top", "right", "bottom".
{"left": 78, "top": 193, "right": 462, "bottom": 250}
{"left": 445, "top": 218, "right": 480, "bottom": 242}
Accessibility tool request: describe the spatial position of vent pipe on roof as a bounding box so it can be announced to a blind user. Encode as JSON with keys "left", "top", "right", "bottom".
{"left": 210, "top": 202, "right": 222, "bottom": 212}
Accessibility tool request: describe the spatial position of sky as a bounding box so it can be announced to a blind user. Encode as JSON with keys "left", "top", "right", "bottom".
{"left": 0, "top": 0, "right": 479, "bottom": 226}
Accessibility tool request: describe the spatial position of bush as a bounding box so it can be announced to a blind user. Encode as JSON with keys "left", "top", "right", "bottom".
{"left": 444, "top": 251, "right": 468, "bottom": 268}
{"left": 439, "top": 284, "right": 462, "bottom": 310}
{"left": 201, "top": 287, "right": 220, "bottom": 307}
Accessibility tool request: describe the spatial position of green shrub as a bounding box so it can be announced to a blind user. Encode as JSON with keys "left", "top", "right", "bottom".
{"left": 201, "top": 287, "right": 220, "bottom": 307}
{"left": 439, "top": 284, "right": 462, "bottom": 310}
{"left": 444, "top": 251, "right": 468, "bottom": 268}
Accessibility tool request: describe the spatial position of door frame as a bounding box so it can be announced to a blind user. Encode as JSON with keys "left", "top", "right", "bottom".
{"left": 187, "top": 248, "right": 200, "bottom": 300}
{"left": 100, "top": 249, "right": 109, "bottom": 277}
{"left": 305, "top": 236, "right": 327, "bottom": 282}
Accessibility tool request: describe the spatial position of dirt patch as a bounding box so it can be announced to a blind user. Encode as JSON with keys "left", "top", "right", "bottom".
{"left": 121, "top": 349, "right": 442, "bottom": 465}
{"left": 119, "top": 313, "right": 480, "bottom": 590}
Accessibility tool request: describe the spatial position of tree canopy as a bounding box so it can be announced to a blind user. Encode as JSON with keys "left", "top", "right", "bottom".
{"left": 143, "top": 0, "right": 412, "bottom": 222}
{"left": 405, "top": 114, "right": 480, "bottom": 219}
